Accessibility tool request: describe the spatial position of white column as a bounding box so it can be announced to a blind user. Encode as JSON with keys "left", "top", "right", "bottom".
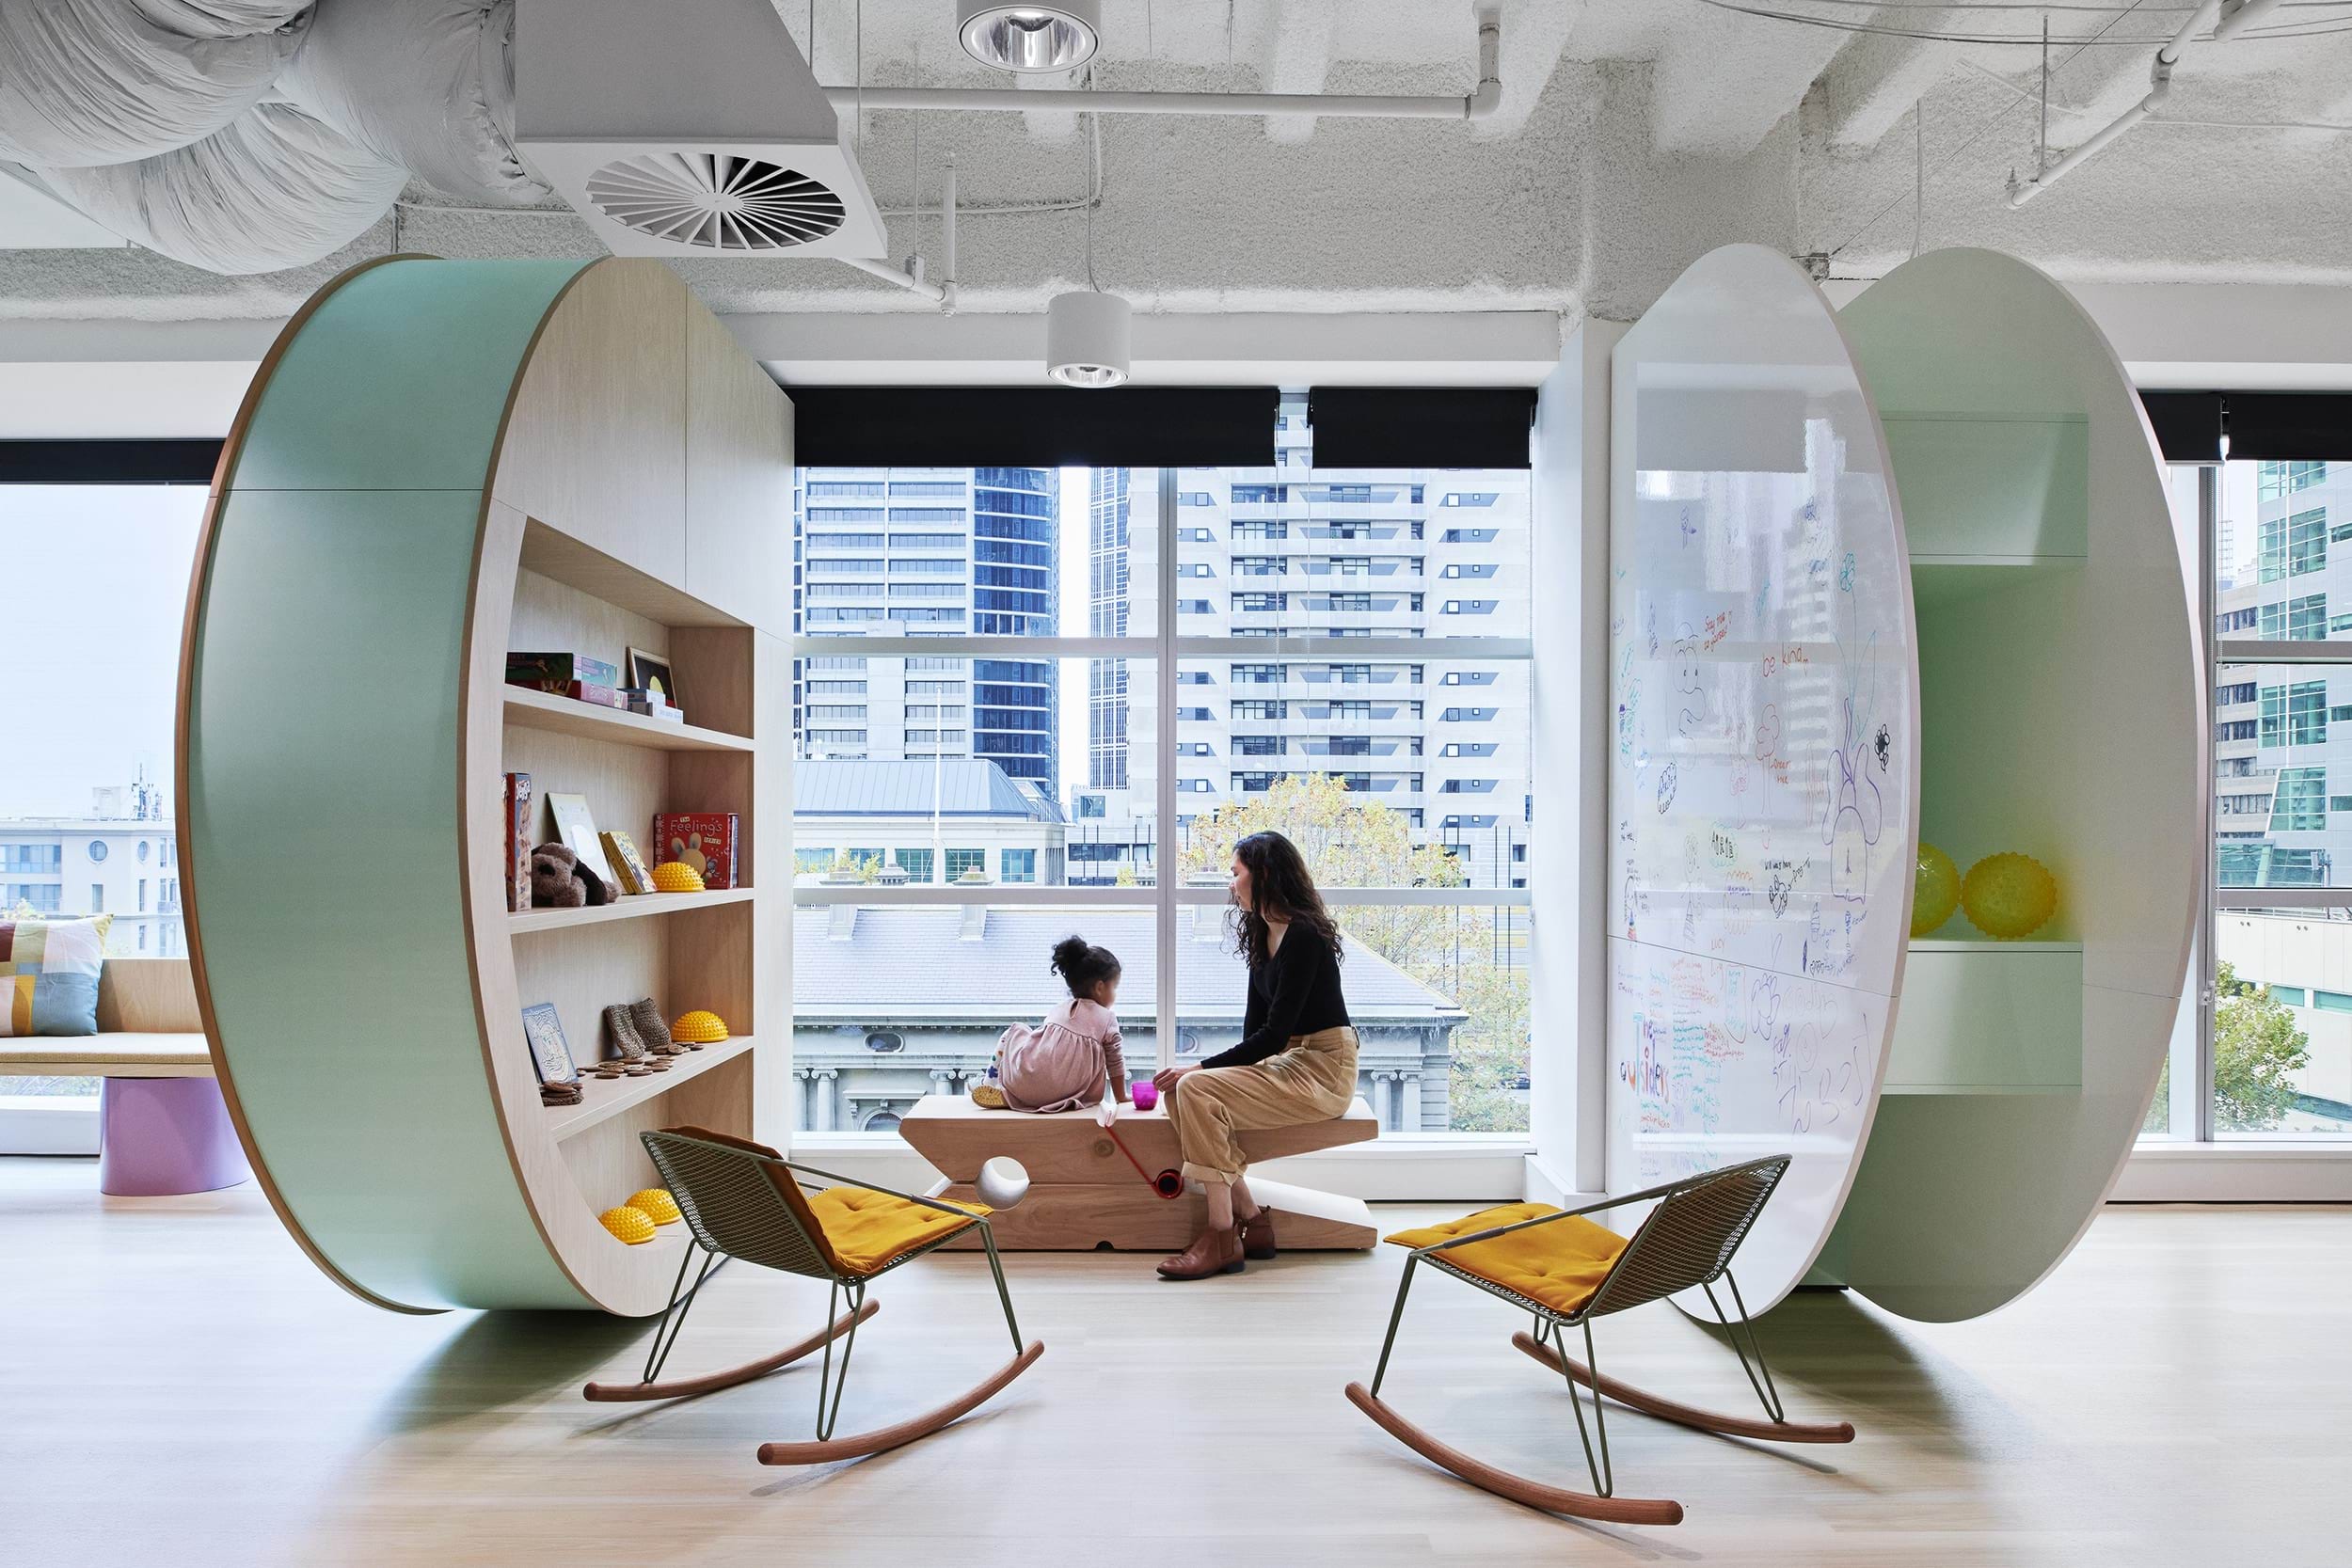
{"left": 1402, "top": 1071, "right": 1422, "bottom": 1132}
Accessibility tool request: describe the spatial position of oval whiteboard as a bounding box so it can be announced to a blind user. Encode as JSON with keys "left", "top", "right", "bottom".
{"left": 1826, "top": 248, "right": 2197, "bottom": 1322}
{"left": 1605, "top": 244, "right": 1919, "bottom": 1311}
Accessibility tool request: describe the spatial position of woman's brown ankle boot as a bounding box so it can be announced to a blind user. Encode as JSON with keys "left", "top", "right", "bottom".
{"left": 1157, "top": 1223, "right": 1245, "bottom": 1280}
{"left": 1236, "top": 1206, "right": 1278, "bottom": 1260}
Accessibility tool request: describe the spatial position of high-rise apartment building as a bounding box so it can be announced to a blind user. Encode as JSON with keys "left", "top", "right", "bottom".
{"left": 1071, "top": 404, "right": 1533, "bottom": 891}
{"left": 1089, "top": 467, "right": 1132, "bottom": 791}
{"left": 2215, "top": 460, "right": 2347, "bottom": 886}
{"left": 791, "top": 466, "right": 1061, "bottom": 802}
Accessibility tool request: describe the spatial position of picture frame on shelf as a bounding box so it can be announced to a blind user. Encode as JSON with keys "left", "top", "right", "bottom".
{"left": 520, "top": 1003, "right": 579, "bottom": 1086}
{"left": 624, "top": 646, "right": 679, "bottom": 713}
{"left": 545, "top": 791, "right": 604, "bottom": 878}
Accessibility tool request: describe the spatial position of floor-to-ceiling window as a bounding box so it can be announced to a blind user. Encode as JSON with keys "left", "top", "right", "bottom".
{"left": 0, "top": 472, "right": 207, "bottom": 1142}
{"left": 787, "top": 392, "right": 1534, "bottom": 1137}
{"left": 2161, "top": 436, "right": 2352, "bottom": 1142}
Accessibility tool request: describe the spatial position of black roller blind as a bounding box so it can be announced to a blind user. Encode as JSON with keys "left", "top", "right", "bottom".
{"left": 0, "top": 439, "right": 224, "bottom": 483}
{"left": 2137, "top": 392, "right": 2223, "bottom": 464}
{"left": 1305, "top": 388, "right": 1538, "bottom": 469}
{"left": 787, "top": 387, "right": 1279, "bottom": 467}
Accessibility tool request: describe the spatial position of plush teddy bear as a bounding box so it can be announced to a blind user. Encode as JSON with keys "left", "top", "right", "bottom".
{"left": 532, "top": 842, "right": 610, "bottom": 908}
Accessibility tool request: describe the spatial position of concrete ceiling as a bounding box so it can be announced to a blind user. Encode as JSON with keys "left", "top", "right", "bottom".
{"left": 2, "top": 0, "right": 2348, "bottom": 332}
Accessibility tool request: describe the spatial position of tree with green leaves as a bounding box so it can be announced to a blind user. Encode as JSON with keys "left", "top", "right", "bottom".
{"left": 1177, "top": 773, "right": 1529, "bottom": 1131}
{"left": 2212, "top": 960, "right": 2312, "bottom": 1131}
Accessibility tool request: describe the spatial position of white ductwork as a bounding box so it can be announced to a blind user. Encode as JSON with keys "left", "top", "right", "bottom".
{"left": 34, "top": 100, "right": 409, "bottom": 276}
{"left": 0, "top": 0, "right": 312, "bottom": 167}
{"left": 278, "top": 0, "right": 548, "bottom": 207}
{"left": 4, "top": 0, "right": 532, "bottom": 273}
{"left": 512, "top": 0, "right": 886, "bottom": 259}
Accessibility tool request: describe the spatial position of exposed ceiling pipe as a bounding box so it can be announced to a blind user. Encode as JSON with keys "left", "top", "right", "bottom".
{"left": 836, "top": 150, "right": 958, "bottom": 306}
{"left": 826, "top": 8, "right": 1502, "bottom": 123}
{"left": 2008, "top": 0, "right": 2233, "bottom": 208}
{"left": 2210, "top": 0, "right": 2289, "bottom": 43}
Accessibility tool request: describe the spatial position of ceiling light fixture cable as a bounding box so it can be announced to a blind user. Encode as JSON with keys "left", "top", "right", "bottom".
{"left": 1824, "top": 0, "right": 2150, "bottom": 261}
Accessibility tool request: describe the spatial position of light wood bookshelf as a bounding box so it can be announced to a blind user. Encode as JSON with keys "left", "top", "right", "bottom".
{"left": 182, "top": 257, "right": 792, "bottom": 1316}
{"left": 508, "top": 886, "right": 755, "bottom": 935}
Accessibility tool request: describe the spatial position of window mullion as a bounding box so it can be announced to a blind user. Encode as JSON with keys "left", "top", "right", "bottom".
{"left": 1156, "top": 467, "right": 1181, "bottom": 1072}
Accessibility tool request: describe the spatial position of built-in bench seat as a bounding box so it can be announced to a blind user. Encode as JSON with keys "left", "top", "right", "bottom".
{"left": 0, "top": 957, "right": 214, "bottom": 1079}
{"left": 0, "top": 958, "right": 244, "bottom": 1195}
{"left": 899, "top": 1092, "right": 1380, "bottom": 1251}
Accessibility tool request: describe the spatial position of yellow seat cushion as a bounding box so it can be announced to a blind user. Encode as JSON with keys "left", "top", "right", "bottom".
{"left": 1384, "top": 1202, "right": 1629, "bottom": 1317}
{"left": 807, "top": 1186, "right": 990, "bottom": 1276}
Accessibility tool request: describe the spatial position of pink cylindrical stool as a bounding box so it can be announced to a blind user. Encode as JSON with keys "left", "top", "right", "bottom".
{"left": 99, "top": 1077, "right": 252, "bottom": 1196}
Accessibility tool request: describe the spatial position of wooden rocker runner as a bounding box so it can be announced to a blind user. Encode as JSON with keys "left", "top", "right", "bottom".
{"left": 1344, "top": 1154, "right": 1853, "bottom": 1526}
{"left": 583, "top": 1127, "right": 1042, "bottom": 1465}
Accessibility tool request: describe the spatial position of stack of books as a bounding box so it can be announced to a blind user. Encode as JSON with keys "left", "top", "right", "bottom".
{"left": 506, "top": 652, "right": 623, "bottom": 709}
{"left": 622, "top": 688, "right": 687, "bottom": 724}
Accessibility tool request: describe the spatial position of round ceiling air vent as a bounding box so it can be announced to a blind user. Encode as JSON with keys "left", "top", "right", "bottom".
{"left": 583, "top": 152, "right": 845, "bottom": 249}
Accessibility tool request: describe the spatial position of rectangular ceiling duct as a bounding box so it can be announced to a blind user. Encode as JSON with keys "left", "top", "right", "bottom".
{"left": 514, "top": 0, "right": 885, "bottom": 260}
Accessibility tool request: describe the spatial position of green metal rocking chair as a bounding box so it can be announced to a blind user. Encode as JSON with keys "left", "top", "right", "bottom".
{"left": 583, "top": 1126, "right": 1043, "bottom": 1465}
{"left": 1345, "top": 1154, "right": 1854, "bottom": 1526}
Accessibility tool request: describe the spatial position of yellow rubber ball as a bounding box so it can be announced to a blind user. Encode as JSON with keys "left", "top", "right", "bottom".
{"left": 651, "top": 861, "right": 706, "bottom": 894}
{"left": 672, "top": 1008, "right": 729, "bottom": 1044}
{"left": 628, "top": 1188, "right": 682, "bottom": 1226}
{"left": 1962, "top": 852, "right": 2059, "bottom": 941}
{"left": 1911, "top": 843, "right": 1962, "bottom": 937}
{"left": 599, "top": 1205, "right": 658, "bottom": 1245}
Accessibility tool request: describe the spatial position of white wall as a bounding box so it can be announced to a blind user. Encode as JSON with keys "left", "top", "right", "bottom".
{"left": 1526, "top": 318, "right": 1624, "bottom": 1203}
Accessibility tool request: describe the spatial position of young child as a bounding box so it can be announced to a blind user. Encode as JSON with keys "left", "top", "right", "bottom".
{"left": 975, "top": 935, "right": 1130, "bottom": 1113}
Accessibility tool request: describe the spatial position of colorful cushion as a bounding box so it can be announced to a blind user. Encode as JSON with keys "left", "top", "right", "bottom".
{"left": 660, "top": 1125, "right": 987, "bottom": 1277}
{"left": 0, "top": 915, "right": 112, "bottom": 1037}
{"left": 1384, "top": 1201, "right": 1629, "bottom": 1317}
{"left": 808, "top": 1185, "right": 988, "bottom": 1276}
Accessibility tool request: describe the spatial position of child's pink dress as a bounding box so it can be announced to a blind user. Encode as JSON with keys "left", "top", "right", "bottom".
{"left": 994, "top": 998, "right": 1128, "bottom": 1113}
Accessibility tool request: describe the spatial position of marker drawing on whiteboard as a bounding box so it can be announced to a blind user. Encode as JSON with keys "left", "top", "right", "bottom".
{"left": 1656, "top": 763, "right": 1677, "bottom": 813}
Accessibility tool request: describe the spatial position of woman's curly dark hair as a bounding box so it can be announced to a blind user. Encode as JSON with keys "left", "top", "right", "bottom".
{"left": 1228, "top": 831, "right": 1342, "bottom": 966}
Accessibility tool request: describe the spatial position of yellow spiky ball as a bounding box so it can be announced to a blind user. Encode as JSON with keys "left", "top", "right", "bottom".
{"left": 628, "top": 1188, "right": 682, "bottom": 1226}
{"left": 651, "top": 860, "right": 706, "bottom": 894}
{"left": 599, "top": 1205, "right": 658, "bottom": 1245}
{"left": 672, "top": 1008, "right": 729, "bottom": 1044}
{"left": 1962, "top": 852, "right": 2060, "bottom": 941}
{"left": 1912, "top": 843, "right": 1962, "bottom": 937}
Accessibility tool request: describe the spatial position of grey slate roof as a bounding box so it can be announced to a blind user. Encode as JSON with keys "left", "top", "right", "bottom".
{"left": 794, "top": 758, "right": 1063, "bottom": 822}
{"left": 791, "top": 906, "right": 1466, "bottom": 1024}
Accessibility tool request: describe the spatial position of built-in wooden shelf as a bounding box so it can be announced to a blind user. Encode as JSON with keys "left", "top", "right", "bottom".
{"left": 510, "top": 886, "right": 755, "bottom": 936}
{"left": 502, "top": 685, "right": 752, "bottom": 752}
{"left": 547, "top": 1034, "right": 757, "bottom": 1140}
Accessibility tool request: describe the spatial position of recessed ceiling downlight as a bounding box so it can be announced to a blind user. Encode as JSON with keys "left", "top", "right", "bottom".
{"left": 584, "top": 152, "right": 846, "bottom": 250}
{"left": 958, "top": 1, "right": 1101, "bottom": 73}
{"left": 1045, "top": 290, "right": 1130, "bottom": 388}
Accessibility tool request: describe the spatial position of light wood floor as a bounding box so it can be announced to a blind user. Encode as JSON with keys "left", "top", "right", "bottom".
{"left": 4, "top": 1157, "right": 2347, "bottom": 1567}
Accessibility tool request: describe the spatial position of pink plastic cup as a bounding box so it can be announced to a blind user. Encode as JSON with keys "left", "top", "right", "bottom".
{"left": 1132, "top": 1080, "right": 1159, "bottom": 1112}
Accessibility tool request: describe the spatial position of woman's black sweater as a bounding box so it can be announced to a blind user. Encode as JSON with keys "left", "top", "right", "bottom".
{"left": 1200, "top": 923, "right": 1351, "bottom": 1069}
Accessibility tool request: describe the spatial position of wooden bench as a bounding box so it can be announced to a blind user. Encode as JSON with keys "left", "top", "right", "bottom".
{"left": 899, "top": 1093, "right": 1381, "bottom": 1251}
{"left": 0, "top": 958, "right": 246, "bottom": 1194}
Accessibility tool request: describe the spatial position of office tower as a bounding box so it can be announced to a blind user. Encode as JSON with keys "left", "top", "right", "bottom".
{"left": 1089, "top": 467, "right": 1132, "bottom": 790}
{"left": 792, "top": 466, "right": 1059, "bottom": 797}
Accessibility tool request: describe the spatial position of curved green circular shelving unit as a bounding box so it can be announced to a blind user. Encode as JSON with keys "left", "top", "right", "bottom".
{"left": 181, "top": 256, "right": 742, "bottom": 1314}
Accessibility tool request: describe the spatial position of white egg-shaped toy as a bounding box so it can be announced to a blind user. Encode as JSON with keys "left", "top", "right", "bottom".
{"left": 975, "top": 1155, "right": 1031, "bottom": 1210}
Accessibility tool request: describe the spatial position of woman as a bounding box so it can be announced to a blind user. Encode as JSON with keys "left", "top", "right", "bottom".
{"left": 1152, "top": 831, "right": 1357, "bottom": 1280}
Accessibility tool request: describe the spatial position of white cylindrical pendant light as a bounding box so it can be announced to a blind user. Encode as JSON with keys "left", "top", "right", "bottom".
{"left": 958, "top": 2, "right": 1101, "bottom": 73}
{"left": 1045, "top": 289, "right": 1130, "bottom": 388}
